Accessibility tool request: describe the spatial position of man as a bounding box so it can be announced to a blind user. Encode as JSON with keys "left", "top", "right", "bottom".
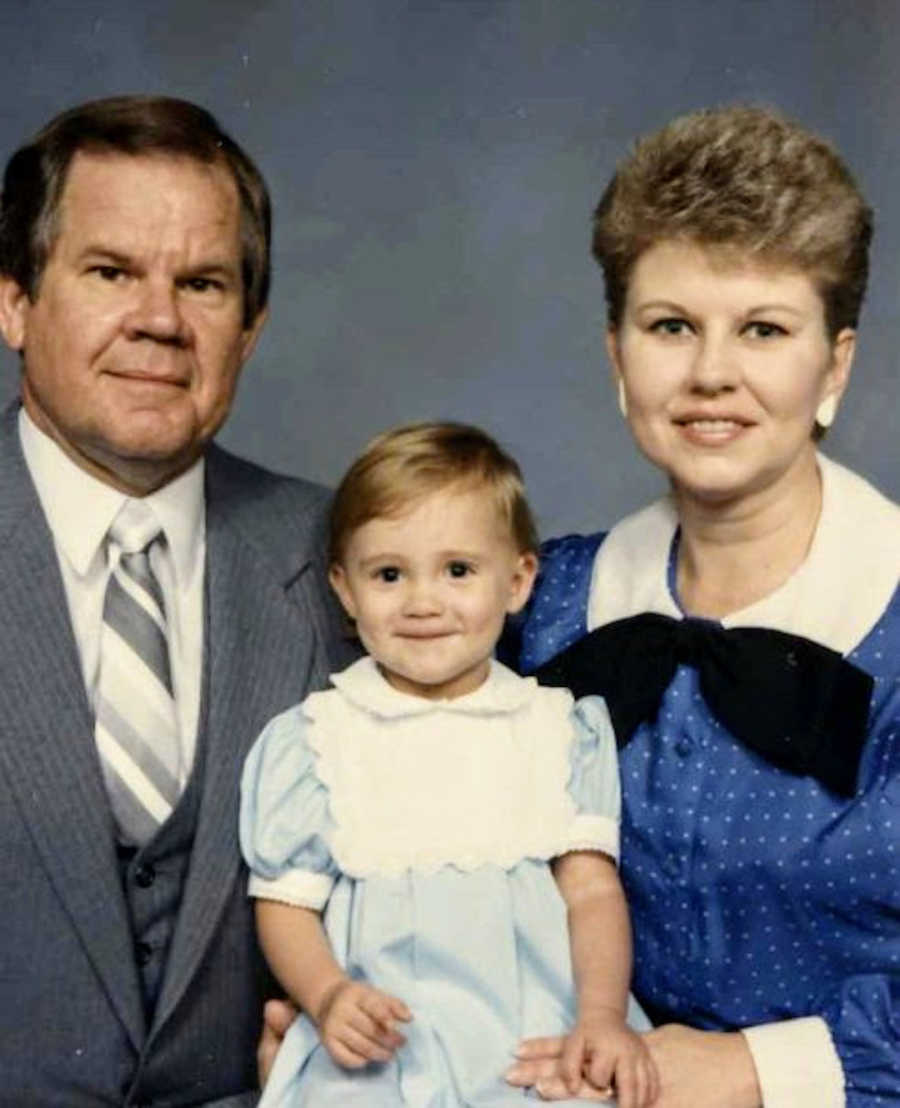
{"left": 0, "top": 96, "right": 350, "bottom": 1106}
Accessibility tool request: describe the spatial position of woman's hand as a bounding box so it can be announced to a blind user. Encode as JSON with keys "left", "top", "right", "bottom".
{"left": 316, "top": 979, "right": 412, "bottom": 1069}
{"left": 507, "top": 1025, "right": 762, "bottom": 1107}
{"left": 559, "top": 1010, "right": 658, "bottom": 1108}
{"left": 257, "top": 998, "right": 297, "bottom": 1088}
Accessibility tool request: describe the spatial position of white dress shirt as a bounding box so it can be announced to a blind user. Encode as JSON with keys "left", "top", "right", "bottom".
{"left": 19, "top": 408, "right": 206, "bottom": 780}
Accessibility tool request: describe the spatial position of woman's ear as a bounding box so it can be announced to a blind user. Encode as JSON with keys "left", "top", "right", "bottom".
{"left": 816, "top": 327, "right": 855, "bottom": 429}
{"left": 506, "top": 551, "right": 539, "bottom": 615}
{"left": 605, "top": 328, "right": 627, "bottom": 417}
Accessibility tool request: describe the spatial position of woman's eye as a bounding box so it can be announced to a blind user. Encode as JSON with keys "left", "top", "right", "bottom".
{"left": 375, "top": 567, "right": 400, "bottom": 583}
{"left": 744, "top": 321, "right": 787, "bottom": 339}
{"left": 447, "top": 561, "right": 471, "bottom": 578}
{"left": 650, "top": 318, "right": 690, "bottom": 336}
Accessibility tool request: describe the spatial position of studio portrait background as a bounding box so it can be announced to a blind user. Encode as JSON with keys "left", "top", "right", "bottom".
{"left": 1, "top": 0, "right": 896, "bottom": 535}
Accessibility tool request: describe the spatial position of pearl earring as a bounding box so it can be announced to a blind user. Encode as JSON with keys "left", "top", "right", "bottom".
{"left": 816, "top": 394, "right": 837, "bottom": 429}
{"left": 617, "top": 379, "right": 628, "bottom": 418}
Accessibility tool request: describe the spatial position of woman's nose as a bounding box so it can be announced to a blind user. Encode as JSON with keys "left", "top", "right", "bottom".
{"left": 688, "top": 334, "right": 740, "bottom": 393}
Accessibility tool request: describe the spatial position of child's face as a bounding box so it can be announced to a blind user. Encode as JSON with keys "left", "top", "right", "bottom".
{"left": 330, "top": 485, "right": 537, "bottom": 700}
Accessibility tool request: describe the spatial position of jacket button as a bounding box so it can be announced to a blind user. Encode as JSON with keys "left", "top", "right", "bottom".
{"left": 134, "top": 863, "right": 156, "bottom": 888}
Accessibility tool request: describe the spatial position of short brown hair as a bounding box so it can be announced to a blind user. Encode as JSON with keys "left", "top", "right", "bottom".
{"left": 593, "top": 105, "right": 872, "bottom": 336}
{"left": 329, "top": 422, "right": 539, "bottom": 563}
{"left": 0, "top": 95, "right": 271, "bottom": 326}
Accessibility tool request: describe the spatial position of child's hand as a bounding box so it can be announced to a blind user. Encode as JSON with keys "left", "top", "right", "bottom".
{"left": 316, "top": 978, "right": 412, "bottom": 1069}
{"left": 559, "top": 1009, "right": 658, "bottom": 1108}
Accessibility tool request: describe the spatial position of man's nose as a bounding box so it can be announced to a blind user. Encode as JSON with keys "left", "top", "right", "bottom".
{"left": 123, "top": 279, "right": 188, "bottom": 344}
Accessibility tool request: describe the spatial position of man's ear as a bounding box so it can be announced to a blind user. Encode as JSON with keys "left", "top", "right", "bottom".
{"left": 0, "top": 276, "right": 31, "bottom": 352}
{"left": 239, "top": 306, "right": 269, "bottom": 364}
{"left": 506, "top": 551, "right": 539, "bottom": 615}
{"left": 328, "top": 563, "right": 357, "bottom": 621}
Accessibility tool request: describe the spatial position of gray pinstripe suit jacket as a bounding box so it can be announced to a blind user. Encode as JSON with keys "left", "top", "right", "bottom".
{"left": 0, "top": 402, "right": 352, "bottom": 1106}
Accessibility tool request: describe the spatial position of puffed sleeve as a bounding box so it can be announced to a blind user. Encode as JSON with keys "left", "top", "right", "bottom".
{"left": 743, "top": 677, "right": 900, "bottom": 1108}
{"left": 239, "top": 703, "right": 340, "bottom": 910}
{"left": 563, "top": 694, "right": 621, "bottom": 862}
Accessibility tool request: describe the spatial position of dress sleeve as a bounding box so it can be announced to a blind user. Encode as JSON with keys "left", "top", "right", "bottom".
{"left": 239, "top": 703, "right": 339, "bottom": 910}
{"left": 744, "top": 674, "right": 900, "bottom": 1108}
{"left": 562, "top": 694, "right": 622, "bottom": 862}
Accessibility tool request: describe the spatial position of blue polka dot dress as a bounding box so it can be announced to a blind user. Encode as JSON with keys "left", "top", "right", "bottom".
{"left": 512, "top": 456, "right": 900, "bottom": 1107}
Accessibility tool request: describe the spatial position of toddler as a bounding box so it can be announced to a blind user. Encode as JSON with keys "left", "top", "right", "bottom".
{"left": 240, "top": 422, "right": 655, "bottom": 1106}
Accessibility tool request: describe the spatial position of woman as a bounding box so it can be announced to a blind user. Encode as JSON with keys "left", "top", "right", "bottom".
{"left": 504, "top": 106, "right": 900, "bottom": 1106}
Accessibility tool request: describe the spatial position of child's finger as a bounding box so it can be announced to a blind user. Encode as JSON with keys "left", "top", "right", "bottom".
{"left": 612, "top": 1057, "right": 637, "bottom": 1108}
{"left": 325, "top": 1035, "right": 371, "bottom": 1070}
{"left": 343, "top": 1006, "right": 402, "bottom": 1052}
{"left": 559, "top": 1033, "right": 586, "bottom": 1093}
{"left": 335, "top": 1023, "right": 394, "bottom": 1064}
{"left": 585, "top": 1049, "right": 615, "bottom": 1095}
{"left": 384, "top": 994, "right": 413, "bottom": 1022}
{"left": 359, "top": 994, "right": 408, "bottom": 1047}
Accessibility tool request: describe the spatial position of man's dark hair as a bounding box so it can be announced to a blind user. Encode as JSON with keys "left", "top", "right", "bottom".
{"left": 0, "top": 95, "right": 271, "bottom": 325}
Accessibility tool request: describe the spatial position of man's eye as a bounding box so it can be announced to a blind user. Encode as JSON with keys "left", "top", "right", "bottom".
{"left": 376, "top": 567, "right": 400, "bottom": 583}
{"left": 184, "top": 276, "right": 222, "bottom": 293}
{"left": 448, "top": 562, "right": 471, "bottom": 578}
{"left": 92, "top": 265, "right": 125, "bottom": 282}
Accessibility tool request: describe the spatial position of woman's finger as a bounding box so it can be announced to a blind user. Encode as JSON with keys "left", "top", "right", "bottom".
{"left": 515, "top": 1035, "right": 566, "bottom": 1059}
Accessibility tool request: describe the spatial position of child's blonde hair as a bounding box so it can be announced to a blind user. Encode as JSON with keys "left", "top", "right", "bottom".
{"left": 329, "top": 422, "right": 539, "bottom": 564}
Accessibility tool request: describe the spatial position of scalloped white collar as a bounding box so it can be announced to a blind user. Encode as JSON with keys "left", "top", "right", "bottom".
{"left": 329, "top": 656, "right": 539, "bottom": 719}
{"left": 587, "top": 454, "right": 900, "bottom": 655}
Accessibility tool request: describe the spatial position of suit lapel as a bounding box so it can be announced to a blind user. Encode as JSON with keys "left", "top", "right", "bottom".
{"left": 0, "top": 406, "right": 145, "bottom": 1048}
{"left": 152, "top": 449, "right": 332, "bottom": 1032}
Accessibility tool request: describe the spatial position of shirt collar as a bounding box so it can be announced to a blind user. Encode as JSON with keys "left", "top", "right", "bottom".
{"left": 587, "top": 452, "right": 900, "bottom": 654}
{"left": 329, "top": 655, "right": 538, "bottom": 719}
{"left": 19, "top": 407, "right": 205, "bottom": 582}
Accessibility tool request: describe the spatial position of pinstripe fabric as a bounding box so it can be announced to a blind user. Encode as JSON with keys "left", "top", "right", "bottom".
{"left": 96, "top": 500, "right": 181, "bottom": 844}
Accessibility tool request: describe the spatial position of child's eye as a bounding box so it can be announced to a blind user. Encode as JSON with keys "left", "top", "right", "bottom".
{"left": 375, "top": 566, "right": 400, "bottom": 583}
{"left": 447, "top": 561, "right": 472, "bottom": 578}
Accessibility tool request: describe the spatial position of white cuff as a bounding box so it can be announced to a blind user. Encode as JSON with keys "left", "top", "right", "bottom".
{"left": 247, "top": 869, "right": 335, "bottom": 909}
{"left": 742, "top": 1016, "right": 844, "bottom": 1108}
{"left": 561, "top": 814, "right": 620, "bottom": 862}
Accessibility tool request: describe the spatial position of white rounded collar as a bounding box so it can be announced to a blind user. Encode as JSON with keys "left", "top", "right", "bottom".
{"left": 587, "top": 453, "right": 900, "bottom": 655}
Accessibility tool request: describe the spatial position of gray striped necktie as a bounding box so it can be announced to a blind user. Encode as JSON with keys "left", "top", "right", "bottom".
{"left": 95, "top": 500, "right": 182, "bottom": 845}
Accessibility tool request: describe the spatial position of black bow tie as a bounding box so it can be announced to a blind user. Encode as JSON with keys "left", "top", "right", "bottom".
{"left": 535, "top": 613, "right": 873, "bottom": 798}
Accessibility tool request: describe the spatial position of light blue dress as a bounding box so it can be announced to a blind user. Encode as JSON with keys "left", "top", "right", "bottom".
{"left": 240, "top": 657, "right": 643, "bottom": 1106}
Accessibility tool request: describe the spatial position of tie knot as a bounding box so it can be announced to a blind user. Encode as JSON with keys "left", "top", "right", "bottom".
{"left": 109, "top": 500, "right": 163, "bottom": 555}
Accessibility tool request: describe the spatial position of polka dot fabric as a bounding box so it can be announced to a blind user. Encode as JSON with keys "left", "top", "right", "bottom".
{"left": 512, "top": 532, "right": 900, "bottom": 1106}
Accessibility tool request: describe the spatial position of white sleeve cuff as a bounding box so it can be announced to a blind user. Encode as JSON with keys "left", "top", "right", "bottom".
{"left": 561, "top": 814, "right": 620, "bottom": 862}
{"left": 247, "top": 869, "right": 335, "bottom": 909}
{"left": 742, "top": 1016, "right": 844, "bottom": 1108}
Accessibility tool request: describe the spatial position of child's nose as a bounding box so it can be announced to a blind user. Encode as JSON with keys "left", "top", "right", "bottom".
{"left": 404, "top": 579, "right": 443, "bottom": 615}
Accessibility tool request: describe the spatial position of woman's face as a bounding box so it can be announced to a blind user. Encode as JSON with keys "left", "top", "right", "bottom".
{"left": 607, "top": 239, "right": 855, "bottom": 509}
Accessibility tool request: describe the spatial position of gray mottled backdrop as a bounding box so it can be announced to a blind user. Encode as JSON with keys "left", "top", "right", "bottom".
{"left": 1, "top": 0, "right": 896, "bottom": 535}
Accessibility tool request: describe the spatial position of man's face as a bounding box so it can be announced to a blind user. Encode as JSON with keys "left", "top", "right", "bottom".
{"left": 0, "top": 150, "right": 266, "bottom": 492}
